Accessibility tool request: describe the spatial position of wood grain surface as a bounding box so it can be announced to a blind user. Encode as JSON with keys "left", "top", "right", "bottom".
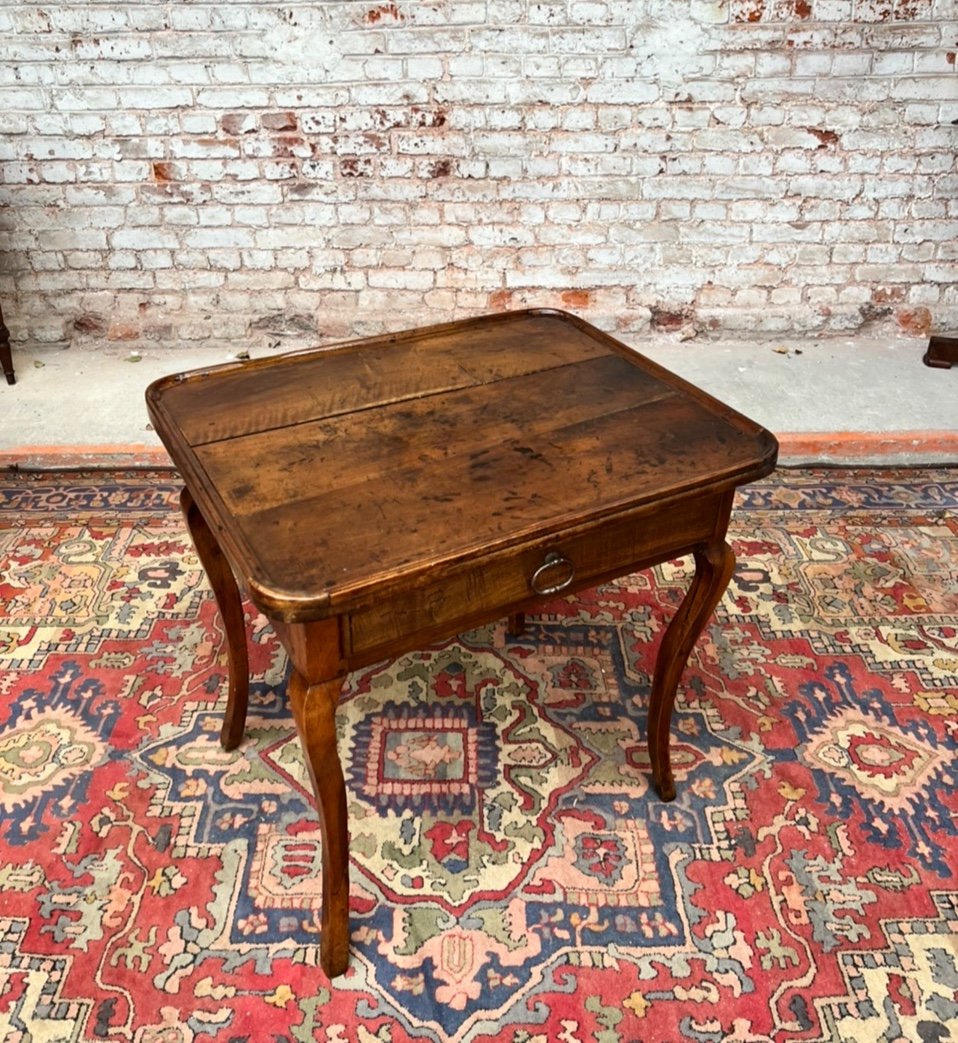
{"left": 148, "top": 310, "right": 776, "bottom": 620}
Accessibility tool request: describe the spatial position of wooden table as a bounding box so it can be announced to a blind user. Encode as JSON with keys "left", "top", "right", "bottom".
{"left": 146, "top": 309, "right": 777, "bottom": 978}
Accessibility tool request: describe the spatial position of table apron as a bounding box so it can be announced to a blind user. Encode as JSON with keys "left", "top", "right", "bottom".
{"left": 345, "top": 492, "right": 729, "bottom": 662}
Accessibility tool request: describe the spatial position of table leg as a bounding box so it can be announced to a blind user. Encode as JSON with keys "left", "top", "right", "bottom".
{"left": 180, "top": 489, "right": 249, "bottom": 750}
{"left": 647, "top": 537, "right": 735, "bottom": 802}
{"left": 287, "top": 667, "right": 351, "bottom": 979}
{"left": 0, "top": 304, "right": 14, "bottom": 385}
{"left": 507, "top": 611, "right": 526, "bottom": 637}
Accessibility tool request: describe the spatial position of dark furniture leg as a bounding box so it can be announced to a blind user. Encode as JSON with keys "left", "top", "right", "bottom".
{"left": 289, "top": 670, "right": 350, "bottom": 978}
{"left": 274, "top": 618, "right": 350, "bottom": 979}
{"left": 923, "top": 336, "right": 958, "bottom": 369}
{"left": 0, "top": 303, "right": 14, "bottom": 385}
{"left": 648, "top": 536, "right": 736, "bottom": 802}
{"left": 183, "top": 491, "right": 353, "bottom": 978}
{"left": 180, "top": 489, "right": 250, "bottom": 750}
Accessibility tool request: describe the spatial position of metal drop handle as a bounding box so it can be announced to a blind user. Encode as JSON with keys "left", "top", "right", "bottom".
{"left": 530, "top": 551, "right": 575, "bottom": 596}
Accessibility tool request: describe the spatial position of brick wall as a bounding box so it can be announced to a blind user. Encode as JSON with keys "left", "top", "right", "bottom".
{"left": 0, "top": 0, "right": 956, "bottom": 353}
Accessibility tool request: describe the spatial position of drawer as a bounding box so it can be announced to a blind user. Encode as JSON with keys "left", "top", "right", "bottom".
{"left": 346, "top": 495, "right": 721, "bottom": 660}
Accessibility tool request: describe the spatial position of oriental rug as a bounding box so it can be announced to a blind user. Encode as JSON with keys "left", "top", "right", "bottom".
{"left": 0, "top": 467, "right": 956, "bottom": 1043}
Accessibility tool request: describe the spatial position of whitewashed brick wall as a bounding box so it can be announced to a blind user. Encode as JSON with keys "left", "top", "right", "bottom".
{"left": 0, "top": 0, "right": 956, "bottom": 352}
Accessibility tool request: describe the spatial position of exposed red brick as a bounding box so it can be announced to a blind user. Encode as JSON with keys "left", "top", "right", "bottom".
{"left": 650, "top": 307, "right": 691, "bottom": 331}
{"left": 412, "top": 107, "right": 447, "bottom": 128}
{"left": 561, "top": 289, "right": 592, "bottom": 309}
{"left": 896, "top": 307, "right": 933, "bottom": 336}
{"left": 261, "top": 111, "right": 298, "bottom": 132}
{"left": 363, "top": 3, "right": 403, "bottom": 24}
{"left": 269, "top": 134, "right": 306, "bottom": 158}
{"left": 792, "top": 0, "right": 812, "bottom": 17}
{"left": 151, "top": 161, "right": 175, "bottom": 182}
{"left": 871, "top": 286, "right": 906, "bottom": 304}
{"left": 947, "top": 52, "right": 955, "bottom": 66}
{"left": 371, "top": 108, "right": 398, "bottom": 131}
{"left": 488, "top": 290, "right": 513, "bottom": 311}
{"left": 220, "top": 113, "right": 256, "bottom": 136}
{"left": 73, "top": 314, "right": 106, "bottom": 334}
{"left": 341, "top": 157, "right": 373, "bottom": 177}
{"left": 363, "top": 132, "right": 389, "bottom": 151}
{"left": 107, "top": 323, "right": 140, "bottom": 341}
{"left": 808, "top": 128, "right": 840, "bottom": 149}
{"left": 896, "top": 1, "right": 924, "bottom": 19}
{"left": 426, "top": 158, "right": 453, "bottom": 178}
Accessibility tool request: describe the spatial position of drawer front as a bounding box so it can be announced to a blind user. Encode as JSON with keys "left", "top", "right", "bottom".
{"left": 347, "top": 496, "right": 721, "bottom": 660}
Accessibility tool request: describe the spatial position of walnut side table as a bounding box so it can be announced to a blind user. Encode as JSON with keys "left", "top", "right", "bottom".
{"left": 146, "top": 309, "right": 778, "bottom": 979}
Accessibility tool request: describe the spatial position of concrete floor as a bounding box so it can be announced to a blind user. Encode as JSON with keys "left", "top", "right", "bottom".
{"left": 0, "top": 330, "right": 955, "bottom": 468}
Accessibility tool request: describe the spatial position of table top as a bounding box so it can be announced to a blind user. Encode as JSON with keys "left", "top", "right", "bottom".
{"left": 147, "top": 310, "right": 777, "bottom": 620}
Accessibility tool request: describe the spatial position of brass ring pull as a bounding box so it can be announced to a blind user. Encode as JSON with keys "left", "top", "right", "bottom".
{"left": 530, "top": 551, "right": 575, "bottom": 596}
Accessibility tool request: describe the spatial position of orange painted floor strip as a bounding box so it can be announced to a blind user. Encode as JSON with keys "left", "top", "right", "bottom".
{"left": 776, "top": 430, "right": 958, "bottom": 460}
{"left": 0, "top": 444, "right": 174, "bottom": 470}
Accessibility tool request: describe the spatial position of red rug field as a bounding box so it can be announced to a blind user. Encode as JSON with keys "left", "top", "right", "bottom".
{"left": 0, "top": 467, "right": 956, "bottom": 1042}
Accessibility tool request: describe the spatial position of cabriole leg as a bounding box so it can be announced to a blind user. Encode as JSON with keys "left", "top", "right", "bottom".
{"left": 273, "top": 617, "right": 350, "bottom": 978}
{"left": 648, "top": 538, "right": 736, "bottom": 802}
{"left": 180, "top": 488, "right": 249, "bottom": 750}
{"left": 288, "top": 669, "right": 350, "bottom": 978}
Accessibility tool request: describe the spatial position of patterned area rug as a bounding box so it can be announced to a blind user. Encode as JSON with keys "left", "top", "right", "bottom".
{"left": 1, "top": 467, "right": 956, "bottom": 1043}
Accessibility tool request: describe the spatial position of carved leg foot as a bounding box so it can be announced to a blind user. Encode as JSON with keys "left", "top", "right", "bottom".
{"left": 648, "top": 539, "right": 735, "bottom": 801}
{"left": 288, "top": 670, "right": 350, "bottom": 978}
{"left": 181, "top": 488, "right": 249, "bottom": 750}
{"left": 507, "top": 611, "right": 526, "bottom": 637}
